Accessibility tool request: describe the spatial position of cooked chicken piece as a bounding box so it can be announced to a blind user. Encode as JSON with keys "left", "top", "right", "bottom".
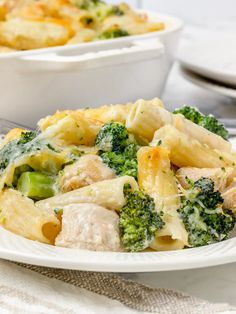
{"left": 0, "top": 18, "right": 71, "bottom": 50}
{"left": 176, "top": 167, "right": 236, "bottom": 192}
{"left": 59, "top": 154, "right": 116, "bottom": 192}
{"left": 55, "top": 203, "right": 122, "bottom": 251}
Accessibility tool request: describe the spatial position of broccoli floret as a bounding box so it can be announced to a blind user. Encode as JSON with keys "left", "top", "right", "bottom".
{"left": 173, "top": 106, "right": 202, "bottom": 124}
{"left": 101, "top": 143, "right": 138, "bottom": 179}
{"left": 173, "top": 106, "right": 229, "bottom": 140}
{"left": 12, "top": 164, "right": 33, "bottom": 186}
{"left": 99, "top": 28, "right": 129, "bottom": 40}
{"left": 18, "top": 131, "right": 37, "bottom": 144}
{"left": 109, "top": 5, "right": 124, "bottom": 16}
{"left": 96, "top": 123, "right": 139, "bottom": 179}
{"left": 201, "top": 115, "right": 229, "bottom": 140}
{"left": 120, "top": 189, "right": 165, "bottom": 252}
{"left": 178, "top": 178, "right": 235, "bottom": 247}
{"left": 95, "top": 122, "right": 129, "bottom": 153}
{"left": 74, "top": 0, "right": 103, "bottom": 9}
{"left": 17, "top": 171, "right": 56, "bottom": 200}
{"left": 0, "top": 131, "right": 61, "bottom": 175}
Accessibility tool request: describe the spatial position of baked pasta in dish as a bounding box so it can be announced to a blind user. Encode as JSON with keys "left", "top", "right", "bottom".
{"left": 0, "top": 0, "right": 165, "bottom": 51}
{"left": 0, "top": 98, "right": 235, "bottom": 252}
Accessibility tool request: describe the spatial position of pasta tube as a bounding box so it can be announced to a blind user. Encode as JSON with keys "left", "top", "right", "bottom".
{"left": 38, "top": 102, "right": 133, "bottom": 130}
{"left": 40, "top": 114, "right": 103, "bottom": 146}
{"left": 0, "top": 189, "right": 60, "bottom": 244}
{"left": 137, "top": 147, "right": 189, "bottom": 250}
{"left": 80, "top": 103, "right": 133, "bottom": 124}
{"left": 173, "top": 114, "right": 232, "bottom": 153}
{"left": 126, "top": 98, "right": 231, "bottom": 152}
{"left": 37, "top": 176, "right": 139, "bottom": 212}
{"left": 126, "top": 98, "right": 168, "bottom": 142}
{"left": 151, "top": 125, "right": 236, "bottom": 168}
{"left": 150, "top": 211, "right": 188, "bottom": 251}
{"left": 137, "top": 146, "right": 179, "bottom": 212}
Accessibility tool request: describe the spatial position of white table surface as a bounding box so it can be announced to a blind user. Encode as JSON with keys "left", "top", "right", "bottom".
{"left": 124, "top": 262, "right": 236, "bottom": 306}
{"left": 123, "top": 19, "right": 236, "bottom": 307}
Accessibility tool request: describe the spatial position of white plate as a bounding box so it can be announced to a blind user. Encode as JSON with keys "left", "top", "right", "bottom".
{"left": 0, "top": 226, "right": 236, "bottom": 272}
{"left": 178, "top": 37, "right": 236, "bottom": 87}
{"left": 0, "top": 136, "right": 236, "bottom": 272}
{"left": 180, "top": 66, "right": 236, "bottom": 100}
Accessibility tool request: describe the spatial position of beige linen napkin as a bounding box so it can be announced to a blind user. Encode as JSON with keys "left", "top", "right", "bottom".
{"left": 0, "top": 260, "right": 235, "bottom": 314}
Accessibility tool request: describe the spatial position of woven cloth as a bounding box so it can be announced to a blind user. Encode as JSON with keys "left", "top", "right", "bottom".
{"left": 0, "top": 260, "right": 234, "bottom": 314}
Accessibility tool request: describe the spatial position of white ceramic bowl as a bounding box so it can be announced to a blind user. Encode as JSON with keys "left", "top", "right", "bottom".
{"left": 0, "top": 12, "right": 183, "bottom": 127}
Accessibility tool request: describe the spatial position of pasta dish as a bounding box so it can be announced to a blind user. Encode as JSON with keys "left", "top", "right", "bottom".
{"left": 0, "top": 0, "right": 165, "bottom": 52}
{"left": 0, "top": 98, "right": 235, "bottom": 252}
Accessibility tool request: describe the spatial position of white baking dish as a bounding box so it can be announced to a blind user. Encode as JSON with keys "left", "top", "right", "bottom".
{"left": 0, "top": 12, "right": 183, "bottom": 127}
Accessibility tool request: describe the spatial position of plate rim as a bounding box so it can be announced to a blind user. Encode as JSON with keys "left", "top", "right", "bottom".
{"left": 178, "top": 38, "right": 236, "bottom": 87}
{"left": 1, "top": 226, "right": 236, "bottom": 272}
{"left": 179, "top": 65, "right": 236, "bottom": 99}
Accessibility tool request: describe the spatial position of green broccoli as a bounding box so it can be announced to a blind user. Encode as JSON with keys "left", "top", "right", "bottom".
{"left": 120, "top": 188, "right": 165, "bottom": 252}
{"left": 173, "top": 106, "right": 229, "bottom": 140}
{"left": 99, "top": 28, "right": 129, "bottom": 40}
{"left": 17, "top": 171, "right": 56, "bottom": 200}
{"left": 0, "top": 131, "right": 37, "bottom": 173}
{"left": 178, "top": 178, "right": 235, "bottom": 247}
{"left": 95, "top": 122, "right": 130, "bottom": 153}
{"left": 12, "top": 164, "right": 33, "bottom": 186}
{"left": 108, "top": 5, "right": 124, "bottom": 16}
{"left": 18, "top": 131, "right": 37, "bottom": 144}
{"left": 96, "top": 123, "right": 139, "bottom": 179}
{"left": 74, "top": 0, "right": 103, "bottom": 10}
{"left": 173, "top": 106, "right": 202, "bottom": 124}
{"left": 101, "top": 143, "right": 138, "bottom": 179}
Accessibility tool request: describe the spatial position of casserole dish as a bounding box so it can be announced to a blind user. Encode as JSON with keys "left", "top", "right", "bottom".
{"left": 0, "top": 12, "right": 183, "bottom": 127}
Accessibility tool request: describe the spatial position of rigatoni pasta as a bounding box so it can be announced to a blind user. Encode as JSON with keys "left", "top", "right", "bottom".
{"left": 38, "top": 102, "right": 133, "bottom": 130}
{"left": 173, "top": 114, "right": 232, "bottom": 153}
{"left": 150, "top": 125, "right": 236, "bottom": 168}
{"left": 37, "top": 176, "right": 139, "bottom": 212}
{"left": 126, "top": 98, "right": 167, "bottom": 142}
{"left": 0, "top": 189, "right": 60, "bottom": 244}
{"left": 40, "top": 114, "right": 103, "bottom": 146}
{"left": 137, "top": 146, "right": 189, "bottom": 250}
{"left": 137, "top": 146, "right": 178, "bottom": 211}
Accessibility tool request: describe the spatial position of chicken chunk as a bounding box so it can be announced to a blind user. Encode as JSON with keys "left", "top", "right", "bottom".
{"left": 59, "top": 154, "right": 116, "bottom": 192}
{"left": 176, "top": 167, "right": 236, "bottom": 192}
{"left": 55, "top": 203, "right": 122, "bottom": 252}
